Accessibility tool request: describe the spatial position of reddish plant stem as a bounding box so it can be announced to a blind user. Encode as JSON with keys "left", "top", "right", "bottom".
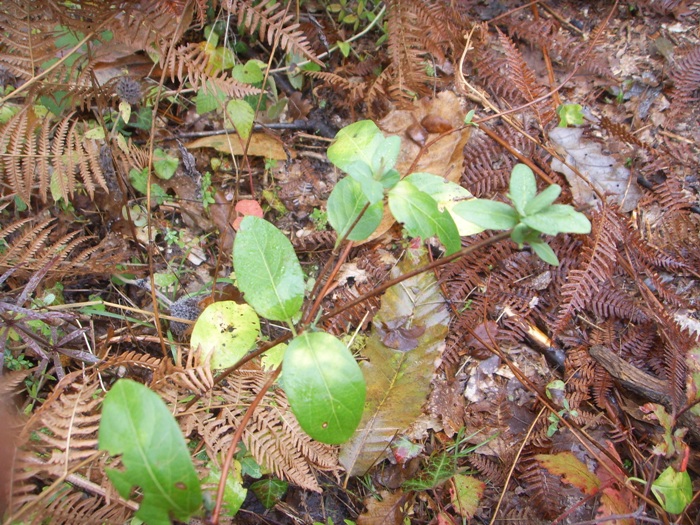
{"left": 210, "top": 366, "right": 281, "bottom": 525}
{"left": 301, "top": 201, "right": 370, "bottom": 326}
{"left": 302, "top": 240, "right": 353, "bottom": 327}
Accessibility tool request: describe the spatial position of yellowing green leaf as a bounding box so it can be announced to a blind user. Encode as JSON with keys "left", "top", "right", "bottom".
{"left": 450, "top": 474, "right": 485, "bottom": 519}
{"left": 190, "top": 301, "right": 260, "bottom": 370}
{"left": 327, "top": 120, "right": 383, "bottom": 172}
{"left": 226, "top": 99, "right": 255, "bottom": 141}
{"left": 652, "top": 466, "right": 692, "bottom": 514}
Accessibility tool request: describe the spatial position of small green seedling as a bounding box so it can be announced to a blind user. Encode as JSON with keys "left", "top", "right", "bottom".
{"left": 544, "top": 379, "right": 579, "bottom": 437}
{"left": 629, "top": 466, "right": 693, "bottom": 514}
{"left": 453, "top": 164, "right": 591, "bottom": 265}
{"left": 557, "top": 103, "right": 584, "bottom": 127}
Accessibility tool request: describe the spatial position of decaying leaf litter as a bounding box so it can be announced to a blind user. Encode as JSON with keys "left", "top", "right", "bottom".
{"left": 1, "top": 0, "right": 700, "bottom": 524}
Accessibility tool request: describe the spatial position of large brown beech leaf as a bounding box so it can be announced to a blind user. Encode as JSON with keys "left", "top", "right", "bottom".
{"left": 339, "top": 250, "right": 450, "bottom": 476}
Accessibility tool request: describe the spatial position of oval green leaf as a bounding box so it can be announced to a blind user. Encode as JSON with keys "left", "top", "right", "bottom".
{"left": 388, "top": 180, "right": 461, "bottom": 255}
{"left": 524, "top": 184, "right": 561, "bottom": 215}
{"left": 153, "top": 148, "right": 178, "bottom": 180}
{"left": 652, "top": 466, "right": 693, "bottom": 514}
{"left": 508, "top": 163, "right": 537, "bottom": 216}
{"left": 327, "top": 120, "right": 383, "bottom": 172}
{"left": 521, "top": 204, "right": 591, "bottom": 235}
{"left": 226, "top": 98, "right": 255, "bottom": 141}
{"left": 98, "top": 379, "right": 202, "bottom": 525}
{"left": 529, "top": 239, "right": 560, "bottom": 266}
{"left": 404, "top": 173, "right": 483, "bottom": 236}
{"left": 233, "top": 216, "right": 304, "bottom": 322}
{"left": 452, "top": 199, "right": 519, "bottom": 230}
{"left": 190, "top": 301, "right": 260, "bottom": 369}
{"left": 282, "top": 332, "right": 366, "bottom": 444}
{"left": 327, "top": 176, "right": 383, "bottom": 242}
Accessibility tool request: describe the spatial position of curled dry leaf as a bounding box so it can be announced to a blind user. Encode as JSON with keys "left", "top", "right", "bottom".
{"left": 379, "top": 90, "right": 471, "bottom": 183}
{"left": 357, "top": 490, "right": 406, "bottom": 525}
{"left": 406, "top": 123, "right": 428, "bottom": 146}
{"left": 208, "top": 191, "right": 236, "bottom": 252}
{"left": 187, "top": 133, "right": 290, "bottom": 160}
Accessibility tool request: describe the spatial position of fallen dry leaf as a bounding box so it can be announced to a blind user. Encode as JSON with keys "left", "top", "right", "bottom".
{"left": 549, "top": 127, "right": 642, "bottom": 213}
{"left": 379, "top": 90, "right": 471, "bottom": 183}
{"left": 187, "top": 132, "right": 290, "bottom": 160}
{"left": 357, "top": 490, "right": 406, "bottom": 525}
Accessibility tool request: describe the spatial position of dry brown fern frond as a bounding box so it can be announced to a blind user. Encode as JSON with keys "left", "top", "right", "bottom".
{"left": 39, "top": 488, "right": 133, "bottom": 525}
{"left": 223, "top": 0, "right": 322, "bottom": 65}
{"left": 494, "top": 29, "right": 556, "bottom": 130}
{"left": 0, "top": 107, "right": 107, "bottom": 204}
{"left": 301, "top": 69, "right": 368, "bottom": 109}
{"left": 384, "top": 0, "right": 450, "bottom": 102}
{"left": 189, "top": 370, "right": 338, "bottom": 491}
{"left": 508, "top": 15, "right": 609, "bottom": 77}
{"left": 322, "top": 281, "right": 381, "bottom": 336}
{"left": 0, "top": 2, "right": 61, "bottom": 82}
{"left": 461, "top": 133, "right": 517, "bottom": 196}
{"left": 0, "top": 218, "right": 84, "bottom": 274}
{"left": 468, "top": 453, "right": 506, "bottom": 487}
{"left": 668, "top": 44, "right": 700, "bottom": 120}
{"left": 517, "top": 449, "right": 565, "bottom": 520}
{"left": 163, "top": 42, "right": 262, "bottom": 99}
{"left": 555, "top": 207, "right": 621, "bottom": 331}
{"left": 0, "top": 218, "right": 126, "bottom": 281}
{"left": 292, "top": 230, "right": 337, "bottom": 252}
{"left": 587, "top": 282, "right": 648, "bottom": 323}
{"left": 635, "top": 0, "right": 692, "bottom": 16}
{"left": 8, "top": 371, "right": 128, "bottom": 522}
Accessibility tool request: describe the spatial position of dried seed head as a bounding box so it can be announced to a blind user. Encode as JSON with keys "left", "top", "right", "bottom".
{"left": 169, "top": 296, "right": 202, "bottom": 338}
{"left": 115, "top": 77, "right": 142, "bottom": 105}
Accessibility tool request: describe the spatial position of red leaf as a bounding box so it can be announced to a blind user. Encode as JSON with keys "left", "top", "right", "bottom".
{"left": 232, "top": 199, "right": 264, "bottom": 230}
{"left": 597, "top": 487, "right": 635, "bottom": 525}
{"left": 235, "top": 199, "right": 264, "bottom": 217}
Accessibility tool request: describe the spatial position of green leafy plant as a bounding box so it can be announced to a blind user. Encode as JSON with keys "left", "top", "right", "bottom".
{"left": 557, "top": 103, "right": 584, "bottom": 127}
{"left": 249, "top": 478, "right": 288, "bottom": 509}
{"left": 650, "top": 466, "right": 693, "bottom": 514}
{"left": 327, "top": 120, "right": 590, "bottom": 264}
{"left": 544, "top": 379, "right": 580, "bottom": 437}
{"left": 189, "top": 119, "right": 592, "bottom": 457}
{"left": 402, "top": 429, "right": 492, "bottom": 491}
{"left": 227, "top": 216, "right": 366, "bottom": 444}
{"left": 453, "top": 164, "right": 591, "bottom": 265}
